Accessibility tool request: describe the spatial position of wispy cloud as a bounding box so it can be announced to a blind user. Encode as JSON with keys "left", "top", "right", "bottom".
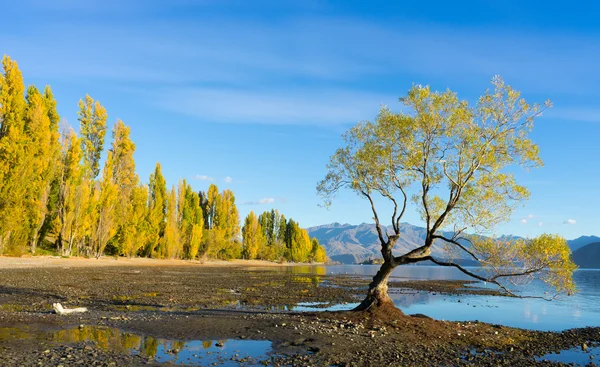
{"left": 527, "top": 214, "right": 535, "bottom": 219}
{"left": 520, "top": 219, "right": 528, "bottom": 224}
{"left": 242, "top": 197, "right": 276, "bottom": 205}
{"left": 158, "top": 87, "right": 395, "bottom": 126}
{"left": 564, "top": 219, "right": 577, "bottom": 225}
{"left": 4, "top": 14, "right": 599, "bottom": 127}
{"left": 538, "top": 221, "right": 543, "bottom": 227}
{"left": 195, "top": 175, "right": 214, "bottom": 181}
{"left": 224, "top": 176, "right": 233, "bottom": 183}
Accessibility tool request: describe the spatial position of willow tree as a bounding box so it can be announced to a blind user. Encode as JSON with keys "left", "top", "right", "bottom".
{"left": 318, "top": 76, "right": 576, "bottom": 312}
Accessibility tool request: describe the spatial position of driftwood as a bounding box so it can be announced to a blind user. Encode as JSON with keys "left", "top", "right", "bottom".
{"left": 52, "top": 303, "right": 88, "bottom": 315}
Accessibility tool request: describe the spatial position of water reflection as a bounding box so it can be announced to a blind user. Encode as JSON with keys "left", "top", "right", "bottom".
{"left": 47, "top": 326, "right": 273, "bottom": 366}
{"left": 538, "top": 345, "right": 600, "bottom": 365}
{"left": 273, "top": 265, "right": 600, "bottom": 331}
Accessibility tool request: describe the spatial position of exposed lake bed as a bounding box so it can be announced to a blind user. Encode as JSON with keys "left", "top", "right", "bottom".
{"left": 0, "top": 259, "right": 599, "bottom": 366}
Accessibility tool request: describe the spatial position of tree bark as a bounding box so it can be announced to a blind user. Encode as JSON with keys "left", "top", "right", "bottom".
{"left": 354, "top": 259, "right": 397, "bottom": 311}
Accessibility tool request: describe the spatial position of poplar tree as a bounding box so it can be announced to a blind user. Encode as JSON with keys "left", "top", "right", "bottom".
{"left": 159, "top": 186, "right": 180, "bottom": 258}
{"left": 310, "top": 238, "right": 327, "bottom": 263}
{"left": 199, "top": 185, "right": 241, "bottom": 259}
{"left": 122, "top": 184, "right": 149, "bottom": 257}
{"left": 56, "top": 128, "right": 87, "bottom": 256}
{"left": 284, "top": 220, "right": 312, "bottom": 262}
{"left": 0, "top": 56, "right": 27, "bottom": 254}
{"left": 109, "top": 120, "right": 139, "bottom": 254}
{"left": 242, "top": 211, "right": 264, "bottom": 260}
{"left": 92, "top": 152, "right": 118, "bottom": 258}
{"left": 78, "top": 95, "right": 107, "bottom": 179}
{"left": 178, "top": 180, "right": 203, "bottom": 259}
{"left": 257, "top": 209, "right": 286, "bottom": 260}
{"left": 146, "top": 163, "right": 167, "bottom": 256}
{"left": 23, "top": 87, "right": 60, "bottom": 253}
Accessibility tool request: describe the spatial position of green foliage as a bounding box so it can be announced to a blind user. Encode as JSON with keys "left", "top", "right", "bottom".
{"left": 146, "top": 163, "right": 167, "bottom": 257}
{"left": 318, "top": 76, "right": 574, "bottom": 297}
{"left": 78, "top": 95, "right": 107, "bottom": 179}
{"left": 199, "top": 185, "right": 241, "bottom": 259}
{"left": 178, "top": 180, "right": 203, "bottom": 259}
{"left": 242, "top": 211, "right": 264, "bottom": 260}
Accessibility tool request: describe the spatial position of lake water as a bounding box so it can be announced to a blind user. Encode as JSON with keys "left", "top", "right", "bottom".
{"left": 290, "top": 265, "right": 600, "bottom": 331}
{"left": 47, "top": 326, "right": 274, "bottom": 366}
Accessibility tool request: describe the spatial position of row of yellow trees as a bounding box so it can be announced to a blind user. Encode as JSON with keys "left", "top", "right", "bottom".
{"left": 242, "top": 209, "right": 327, "bottom": 263}
{"left": 0, "top": 55, "right": 327, "bottom": 262}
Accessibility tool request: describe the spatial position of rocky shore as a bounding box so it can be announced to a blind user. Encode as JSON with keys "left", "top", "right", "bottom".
{"left": 0, "top": 260, "right": 598, "bottom": 366}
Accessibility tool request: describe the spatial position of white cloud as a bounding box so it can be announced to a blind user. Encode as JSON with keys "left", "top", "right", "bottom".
{"left": 224, "top": 176, "right": 233, "bottom": 183}
{"left": 195, "top": 175, "right": 214, "bottom": 181}
{"left": 158, "top": 87, "right": 396, "bottom": 126}
{"left": 520, "top": 219, "right": 527, "bottom": 224}
{"left": 527, "top": 214, "right": 535, "bottom": 219}
{"left": 242, "top": 197, "right": 276, "bottom": 205}
{"left": 564, "top": 219, "right": 577, "bottom": 225}
{"left": 538, "top": 221, "right": 543, "bottom": 227}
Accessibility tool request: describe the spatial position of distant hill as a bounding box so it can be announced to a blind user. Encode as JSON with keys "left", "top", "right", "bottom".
{"left": 572, "top": 242, "right": 600, "bottom": 269}
{"left": 568, "top": 236, "right": 600, "bottom": 253}
{"left": 308, "top": 222, "right": 469, "bottom": 264}
{"left": 310, "top": 222, "right": 598, "bottom": 266}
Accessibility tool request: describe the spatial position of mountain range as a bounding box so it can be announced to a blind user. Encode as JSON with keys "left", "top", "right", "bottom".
{"left": 572, "top": 242, "right": 600, "bottom": 269}
{"left": 307, "top": 222, "right": 600, "bottom": 268}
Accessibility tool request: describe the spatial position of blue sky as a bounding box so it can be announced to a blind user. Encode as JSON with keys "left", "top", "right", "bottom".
{"left": 1, "top": 0, "right": 599, "bottom": 240}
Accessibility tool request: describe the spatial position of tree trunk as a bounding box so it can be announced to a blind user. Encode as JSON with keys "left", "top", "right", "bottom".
{"left": 354, "top": 259, "right": 397, "bottom": 311}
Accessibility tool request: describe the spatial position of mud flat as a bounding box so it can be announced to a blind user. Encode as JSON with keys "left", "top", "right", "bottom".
{"left": 0, "top": 258, "right": 598, "bottom": 366}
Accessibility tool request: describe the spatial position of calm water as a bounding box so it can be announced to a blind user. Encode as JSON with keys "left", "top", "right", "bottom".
{"left": 292, "top": 265, "right": 600, "bottom": 331}
{"left": 43, "top": 326, "right": 273, "bottom": 366}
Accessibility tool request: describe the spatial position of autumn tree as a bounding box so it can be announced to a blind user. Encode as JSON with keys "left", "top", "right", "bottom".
{"left": 109, "top": 120, "right": 141, "bottom": 255}
{"left": 146, "top": 163, "right": 167, "bottom": 256}
{"left": 23, "top": 86, "right": 60, "bottom": 253}
{"left": 284, "top": 219, "right": 312, "bottom": 262}
{"left": 200, "top": 184, "right": 241, "bottom": 259}
{"left": 122, "top": 184, "right": 149, "bottom": 257}
{"left": 78, "top": 95, "right": 107, "bottom": 179}
{"left": 178, "top": 180, "right": 203, "bottom": 259}
{"left": 91, "top": 151, "right": 118, "bottom": 258}
{"left": 56, "top": 128, "right": 88, "bottom": 256}
{"left": 309, "top": 238, "right": 327, "bottom": 263}
{"left": 257, "top": 209, "right": 286, "bottom": 260}
{"left": 0, "top": 56, "right": 28, "bottom": 254}
{"left": 158, "top": 186, "right": 180, "bottom": 258}
{"left": 242, "top": 211, "right": 264, "bottom": 260}
{"left": 318, "top": 76, "right": 576, "bottom": 311}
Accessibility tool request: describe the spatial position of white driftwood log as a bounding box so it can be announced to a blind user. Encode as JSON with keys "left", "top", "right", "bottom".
{"left": 52, "top": 303, "right": 88, "bottom": 315}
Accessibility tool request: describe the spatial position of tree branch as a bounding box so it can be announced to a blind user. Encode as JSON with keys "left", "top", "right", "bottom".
{"left": 425, "top": 256, "right": 553, "bottom": 300}
{"left": 361, "top": 190, "right": 387, "bottom": 248}
{"left": 432, "top": 235, "right": 480, "bottom": 262}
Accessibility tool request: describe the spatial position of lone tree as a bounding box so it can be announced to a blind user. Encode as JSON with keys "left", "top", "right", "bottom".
{"left": 318, "top": 76, "right": 576, "bottom": 312}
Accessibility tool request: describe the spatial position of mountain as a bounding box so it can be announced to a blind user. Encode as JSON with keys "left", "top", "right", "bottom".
{"left": 572, "top": 242, "right": 600, "bottom": 269}
{"left": 307, "top": 222, "right": 467, "bottom": 264}
{"left": 309, "top": 222, "right": 598, "bottom": 266}
{"left": 568, "top": 236, "right": 600, "bottom": 253}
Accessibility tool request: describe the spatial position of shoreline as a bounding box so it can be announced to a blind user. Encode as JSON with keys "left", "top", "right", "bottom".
{"left": 0, "top": 255, "right": 323, "bottom": 269}
{"left": 0, "top": 258, "right": 598, "bottom": 366}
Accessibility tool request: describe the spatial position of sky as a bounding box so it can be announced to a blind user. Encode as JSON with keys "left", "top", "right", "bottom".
{"left": 1, "top": 0, "right": 599, "bottom": 240}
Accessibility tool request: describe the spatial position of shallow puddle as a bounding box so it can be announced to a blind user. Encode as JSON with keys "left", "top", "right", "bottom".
{"left": 537, "top": 345, "right": 599, "bottom": 365}
{"left": 1, "top": 325, "right": 275, "bottom": 366}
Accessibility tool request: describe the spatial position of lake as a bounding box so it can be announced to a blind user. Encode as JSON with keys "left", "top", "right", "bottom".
{"left": 292, "top": 265, "right": 600, "bottom": 331}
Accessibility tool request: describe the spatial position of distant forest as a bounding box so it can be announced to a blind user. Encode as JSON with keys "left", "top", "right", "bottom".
{"left": 0, "top": 55, "right": 327, "bottom": 263}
